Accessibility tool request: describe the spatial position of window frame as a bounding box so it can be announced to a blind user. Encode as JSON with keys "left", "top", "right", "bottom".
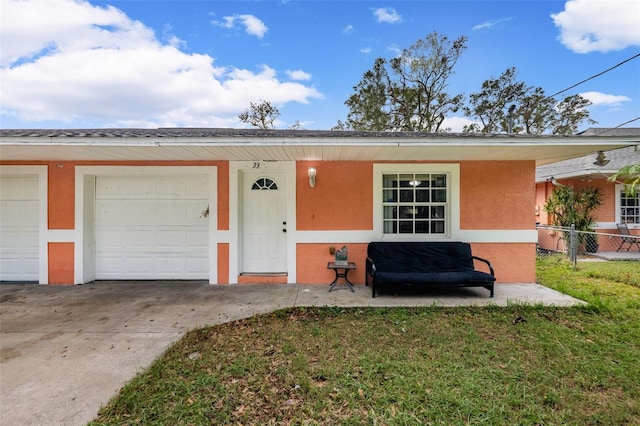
{"left": 615, "top": 184, "right": 640, "bottom": 225}
{"left": 373, "top": 163, "right": 460, "bottom": 240}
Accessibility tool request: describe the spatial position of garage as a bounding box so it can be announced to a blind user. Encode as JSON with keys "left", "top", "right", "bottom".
{"left": 0, "top": 175, "right": 39, "bottom": 282}
{"left": 94, "top": 175, "right": 210, "bottom": 280}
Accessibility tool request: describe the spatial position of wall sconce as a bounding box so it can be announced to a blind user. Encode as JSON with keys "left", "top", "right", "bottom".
{"left": 308, "top": 167, "right": 316, "bottom": 188}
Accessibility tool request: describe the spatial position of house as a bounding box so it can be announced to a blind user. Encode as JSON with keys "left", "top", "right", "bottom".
{"left": 535, "top": 128, "right": 640, "bottom": 236}
{"left": 1, "top": 128, "right": 637, "bottom": 285}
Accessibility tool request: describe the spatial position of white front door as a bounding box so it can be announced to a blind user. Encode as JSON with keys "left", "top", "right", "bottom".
{"left": 0, "top": 176, "right": 39, "bottom": 281}
{"left": 242, "top": 172, "right": 287, "bottom": 274}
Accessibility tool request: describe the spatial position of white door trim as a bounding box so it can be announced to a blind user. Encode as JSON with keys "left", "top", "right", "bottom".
{"left": 75, "top": 166, "right": 218, "bottom": 284}
{"left": 229, "top": 161, "right": 297, "bottom": 283}
{"left": 0, "top": 166, "right": 48, "bottom": 284}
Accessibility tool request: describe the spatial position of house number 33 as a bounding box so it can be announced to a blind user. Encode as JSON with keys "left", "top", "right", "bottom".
{"left": 252, "top": 162, "right": 262, "bottom": 169}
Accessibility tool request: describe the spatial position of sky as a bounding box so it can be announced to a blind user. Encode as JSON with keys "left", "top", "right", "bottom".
{"left": 1, "top": 0, "right": 639, "bottom": 132}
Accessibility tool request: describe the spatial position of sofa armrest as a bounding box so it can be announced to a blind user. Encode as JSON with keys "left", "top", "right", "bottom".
{"left": 472, "top": 256, "right": 495, "bottom": 276}
{"left": 365, "top": 257, "right": 376, "bottom": 281}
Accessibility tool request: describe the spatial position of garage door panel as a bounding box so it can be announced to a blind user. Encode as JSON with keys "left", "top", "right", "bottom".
{"left": 1, "top": 176, "right": 39, "bottom": 282}
{"left": 95, "top": 175, "right": 209, "bottom": 280}
{"left": 187, "top": 257, "right": 209, "bottom": 274}
{"left": 127, "top": 230, "right": 158, "bottom": 248}
{"left": 155, "top": 230, "right": 186, "bottom": 248}
{"left": 0, "top": 176, "right": 38, "bottom": 198}
{"left": 1, "top": 201, "right": 38, "bottom": 227}
{"left": 186, "top": 230, "right": 208, "bottom": 249}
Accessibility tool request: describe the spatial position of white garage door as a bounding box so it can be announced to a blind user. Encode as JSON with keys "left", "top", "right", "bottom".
{"left": 95, "top": 175, "right": 209, "bottom": 280}
{"left": 0, "top": 176, "right": 39, "bottom": 282}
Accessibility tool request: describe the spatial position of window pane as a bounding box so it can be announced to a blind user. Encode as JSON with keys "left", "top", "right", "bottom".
{"left": 400, "top": 189, "right": 414, "bottom": 202}
{"left": 415, "top": 221, "right": 429, "bottom": 233}
{"left": 383, "top": 175, "right": 398, "bottom": 188}
{"left": 384, "top": 206, "right": 397, "bottom": 219}
{"left": 399, "top": 174, "right": 413, "bottom": 187}
{"left": 432, "top": 189, "right": 446, "bottom": 202}
{"left": 384, "top": 189, "right": 397, "bottom": 202}
{"left": 384, "top": 221, "right": 397, "bottom": 233}
{"left": 416, "top": 189, "right": 429, "bottom": 202}
{"left": 399, "top": 206, "right": 415, "bottom": 218}
{"left": 432, "top": 174, "right": 446, "bottom": 187}
{"left": 415, "top": 206, "right": 429, "bottom": 219}
{"left": 431, "top": 221, "right": 445, "bottom": 234}
{"left": 399, "top": 221, "right": 413, "bottom": 233}
{"left": 431, "top": 206, "right": 445, "bottom": 219}
{"left": 415, "top": 174, "right": 429, "bottom": 187}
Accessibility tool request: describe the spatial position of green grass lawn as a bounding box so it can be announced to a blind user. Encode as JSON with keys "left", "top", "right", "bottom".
{"left": 90, "top": 256, "right": 640, "bottom": 425}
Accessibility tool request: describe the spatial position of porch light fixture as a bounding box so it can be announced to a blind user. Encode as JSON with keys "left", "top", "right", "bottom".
{"left": 547, "top": 177, "right": 565, "bottom": 187}
{"left": 308, "top": 167, "right": 316, "bottom": 188}
{"left": 593, "top": 151, "right": 610, "bottom": 167}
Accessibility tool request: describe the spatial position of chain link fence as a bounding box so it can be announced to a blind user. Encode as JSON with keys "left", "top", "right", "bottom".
{"left": 537, "top": 224, "right": 640, "bottom": 266}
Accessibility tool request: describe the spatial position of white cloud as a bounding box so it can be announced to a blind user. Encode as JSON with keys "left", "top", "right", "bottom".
{"left": 373, "top": 7, "right": 402, "bottom": 24}
{"left": 286, "top": 69, "right": 312, "bottom": 81}
{"left": 472, "top": 17, "right": 514, "bottom": 31}
{"left": 342, "top": 25, "right": 354, "bottom": 35}
{"left": 443, "top": 116, "right": 476, "bottom": 133}
{"left": 551, "top": 0, "right": 640, "bottom": 53}
{"left": 360, "top": 47, "right": 372, "bottom": 54}
{"left": 213, "top": 14, "right": 268, "bottom": 39}
{"left": 0, "top": 0, "right": 321, "bottom": 127}
{"left": 387, "top": 44, "right": 402, "bottom": 57}
{"left": 580, "top": 91, "right": 631, "bottom": 106}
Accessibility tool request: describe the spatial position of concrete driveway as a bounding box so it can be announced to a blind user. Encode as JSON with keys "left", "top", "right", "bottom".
{"left": 0, "top": 281, "right": 583, "bottom": 426}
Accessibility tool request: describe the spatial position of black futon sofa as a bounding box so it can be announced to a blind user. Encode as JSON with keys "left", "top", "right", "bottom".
{"left": 365, "top": 241, "right": 495, "bottom": 298}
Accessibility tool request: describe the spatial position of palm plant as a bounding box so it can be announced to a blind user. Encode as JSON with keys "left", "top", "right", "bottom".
{"left": 544, "top": 186, "right": 603, "bottom": 253}
{"left": 608, "top": 163, "right": 640, "bottom": 196}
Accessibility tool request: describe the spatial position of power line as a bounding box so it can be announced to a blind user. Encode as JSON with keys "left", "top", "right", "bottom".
{"left": 549, "top": 53, "right": 640, "bottom": 98}
{"left": 593, "top": 116, "right": 640, "bottom": 135}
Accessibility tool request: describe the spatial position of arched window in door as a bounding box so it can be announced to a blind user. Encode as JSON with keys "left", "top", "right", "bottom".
{"left": 251, "top": 177, "right": 278, "bottom": 190}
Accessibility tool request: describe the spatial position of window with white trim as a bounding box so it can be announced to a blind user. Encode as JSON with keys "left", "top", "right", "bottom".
{"left": 382, "top": 173, "right": 448, "bottom": 235}
{"left": 619, "top": 189, "right": 640, "bottom": 224}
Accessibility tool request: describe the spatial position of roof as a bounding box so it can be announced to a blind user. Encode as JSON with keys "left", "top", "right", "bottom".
{"left": 578, "top": 128, "right": 640, "bottom": 137}
{"left": 1, "top": 128, "right": 638, "bottom": 164}
{"left": 536, "top": 145, "right": 640, "bottom": 182}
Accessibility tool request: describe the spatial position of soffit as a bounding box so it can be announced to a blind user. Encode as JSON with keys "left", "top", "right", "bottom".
{"left": 0, "top": 129, "right": 637, "bottom": 165}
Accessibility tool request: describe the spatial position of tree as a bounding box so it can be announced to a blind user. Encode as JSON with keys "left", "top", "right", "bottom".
{"left": 238, "top": 100, "right": 280, "bottom": 129}
{"left": 341, "top": 32, "right": 467, "bottom": 132}
{"left": 544, "top": 186, "right": 603, "bottom": 231}
{"left": 609, "top": 163, "right": 640, "bottom": 196}
{"left": 463, "top": 67, "right": 595, "bottom": 135}
{"left": 462, "top": 67, "right": 526, "bottom": 133}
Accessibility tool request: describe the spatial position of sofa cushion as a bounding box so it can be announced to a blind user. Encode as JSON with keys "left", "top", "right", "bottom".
{"left": 368, "top": 241, "right": 476, "bottom": 272}
{"left": 375, "top": 270, "right": 495, "bottom": 286}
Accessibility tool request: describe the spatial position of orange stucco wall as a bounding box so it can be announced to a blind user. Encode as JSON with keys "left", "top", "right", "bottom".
{"left": 460, "top": 161, "right": 535, "bottom": 229}
{"left": 470, "top": 243, "right": 535, "bottom": 283}
{"left": 48, "top": 162, "right": 75, "bottom": 229}
{"left": 3, "top": 159, "right": 539, "bottom": 285}
{"left": 297, "top": 162, "right": 373, "bottom": 230}
{"left": 217, "top": 243, "right": 229, "bottom": 284}
{"left": 48, "top": 242, "right": 74, "bottom": 284}
{"left": 535, "top": 182, "right": 551, "bottom": 224}
{"left": 536, "top": 178, "right": 619, "bottom": 225}
{"left": 296, "top": 242, "right": 533, "bottom": 284}
{"left": 572, "top": 179, "right": 616, "bottom": 223}
{"left": 297, "top": 243, "right": 368, "bottom": 284}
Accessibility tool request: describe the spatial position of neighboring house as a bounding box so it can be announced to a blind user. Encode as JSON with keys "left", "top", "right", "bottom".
{"left": 1, "top": 128, "right": 637, "bottom": 285}
{"left": 535, "top": 128, "right": 640, "bottom": 236}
